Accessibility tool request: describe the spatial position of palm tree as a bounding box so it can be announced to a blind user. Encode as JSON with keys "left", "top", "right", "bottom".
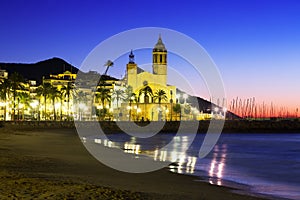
{"left": 154, "top": 89, "right": 168, "bottom": 104}
{"left": 138, "top": 85, "right": 153, "bottom": 120}
{"left": 74, "top": 90, "right": 88, "bottom": 120}
{"left": 36, "top": 82, "right": 52, "bottom": 120}
{"left": 61, "top": 82, "right": 75, "bottom": 118}
{"left": 49, "top": 86, "right": 60, "bottom": 120}
{"left": 95, "top": 88, "right": 111, "bottom": 108}
{"left": 124, "top": 86, "right": 135, "bottom": 102}
{"left": 9, "top": 72, "right": 24, "bottom": 121}
{"left": 123, "top": 86, "right": 137, "bottom": 121}
{"left": 127, "top": 92, "right": 137, "bottom": 103}
{"left": 95, "top": 88, "right": 111, "bottom": 120}
{"left": 103, "top": 60, "right": 114, "bottom": 75}
{"left": 112, "top": 89, "right": 125, "bottom": 108}
{"left": 127, "top": 92, "right": 137, "bottom": 121}
{"left": 112, "top": 89, "right": 126, "bottom": 120}
{"left": 173, "top": 103, "right": 181, "bottom": 121}
{"left": 17, "top": 92, "right": 30, "bottom": 120}
{"left": 57, "top": 90, "right": 64, "bottom": 121}
{"left": 0, "top": 79, "right": 11, "bottom": 120}
{"left": 183, "top": 104, "right": 191, "bottom": 120}
{"left": 0, "top": 84, "right": 5, "bottom": 120}
{"left": 35, "top": 88, "right": 42, "bottom": 121}
{"left": 154, "top": 89, "right": 168, "bottom": 121}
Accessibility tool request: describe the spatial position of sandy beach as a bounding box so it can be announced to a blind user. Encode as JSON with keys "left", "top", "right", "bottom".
{"left": 0, "top": 126, "right": 267, "bottom": 200}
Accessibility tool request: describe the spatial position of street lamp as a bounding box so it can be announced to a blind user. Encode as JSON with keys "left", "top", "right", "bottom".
{"left": 18, "top": 103, "right": 24, "bottom": 120}
{"left": 97, "top": 105, "right": 103, "bottom": 109}
{"left": 157, "top": 107, "right": 161, "bottom": 121}
{"left": 128, "top": 96, "right": 134, "bottom": 121}
{"left": 214, "top": 107, "right": 219, "bottom": 112}
{"left": 165, "top": 108, "right": 169, "bottom": 121}
{"left": 127, "top": 105, "right": 131, "bottom": 121}
{"left": 79, "top": 103, "right": 85, "bottom": 121}
{"left": 137, "top": 108, "right": 141, "bottom": 121}
{"left": 30, "top": 100, "right": 39, "bottom": 120}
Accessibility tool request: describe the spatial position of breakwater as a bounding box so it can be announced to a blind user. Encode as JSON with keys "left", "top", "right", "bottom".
{"left": 1, "top": 120, "right": 300, "bottom": 133}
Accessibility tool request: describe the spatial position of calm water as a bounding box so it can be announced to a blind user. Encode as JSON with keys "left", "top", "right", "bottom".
{"left": 87, "top": 133, "right": 300, "bottom": 200}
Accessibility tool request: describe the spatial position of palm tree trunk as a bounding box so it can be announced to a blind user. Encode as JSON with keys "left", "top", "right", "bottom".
{"left": 38, "top": 99, "right": 40, "bottom": 122}
{"left": 67, "top": 95, "right": 70, "bottom": 119}
{"left": 53, "top": 99, "right": 56, "bottom": 120}
{"left": 60, "top": 99, "right": 63, "bottom": 121}
{"left": 13, "top": 92, "right": 16, "bottom": 121}
{"left": 44, "top": 96, "right": 47, "bottom": 120}
{"left": 22, "top": 107, "right": 25, "bottom": 120}
{"left": 17, "top": 97, "right": 20, "bottom": 121}
{"left": 4, "top": 102, "right": 6, "bottom": 121}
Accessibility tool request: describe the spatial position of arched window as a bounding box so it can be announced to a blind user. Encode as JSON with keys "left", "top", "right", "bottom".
{"left": 154, "top": 54, "right": 158, "bottom": 63}
{"left": 160, "top": 54, "right": 162, "bottom": 63}
{"left": 145, "top": 95, "right": 149, "bottom": 103}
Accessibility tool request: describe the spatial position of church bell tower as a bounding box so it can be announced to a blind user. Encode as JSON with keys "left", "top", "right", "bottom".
{"left": 127, "top": 50, "right": 137, "bottom": 89}
{"left": 152, "top": 35, "right": 167, "bottom": 85}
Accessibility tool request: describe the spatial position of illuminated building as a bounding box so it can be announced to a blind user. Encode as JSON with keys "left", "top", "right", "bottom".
{"left": 120, "top": 36, "right": 177, "bottom": 121}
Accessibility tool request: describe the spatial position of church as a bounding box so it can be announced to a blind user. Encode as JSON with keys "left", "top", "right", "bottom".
{"left": 121, "top": 36, "right": 177, "bottom": 121}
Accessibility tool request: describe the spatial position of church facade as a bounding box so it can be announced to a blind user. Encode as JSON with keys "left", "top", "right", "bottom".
{"left": 120, "top": 36, "right": 177, "bottom": 121}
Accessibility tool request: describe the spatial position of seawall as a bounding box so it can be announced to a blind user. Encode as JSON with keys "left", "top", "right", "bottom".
{"left": 1, "top": 120, "right": 300, "bottom": 133}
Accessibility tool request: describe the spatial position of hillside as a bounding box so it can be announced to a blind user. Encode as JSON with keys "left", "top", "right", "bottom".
{"left": 0, "top": 57, "right": 78, "bottom": 84}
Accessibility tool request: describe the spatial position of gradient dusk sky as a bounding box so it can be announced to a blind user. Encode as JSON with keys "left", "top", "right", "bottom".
{"left": 0, "top": 0, "right": 299, "bottom": 112}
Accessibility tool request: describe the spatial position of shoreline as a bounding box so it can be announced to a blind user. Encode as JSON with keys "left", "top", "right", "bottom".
{"left": 86, "top": 132, "right": 290, "bottom": 200}
{"left": 0, "top": 127, "right": 269, "bottom": 199}
{"left": 1, "top": 120, "right": 300, "bottom": 133}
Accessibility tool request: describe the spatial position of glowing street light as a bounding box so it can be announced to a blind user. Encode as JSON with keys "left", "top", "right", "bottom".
{"left": 214, "top": 107, "right": 219, "bottom": 112}
{"left": 29, "top": 100, "right": 39, "bottom": 120}
{"left": 97, "top": 105, "right": 103, "bottom": 109}
{"left": 79, "top": 103, "right": 85, "bottom": 110}
{"left": 19, "top": 103, "right": 24, "bottom": 109}
{"left": 55, "top": 102, "right": 61, "bottom": 110}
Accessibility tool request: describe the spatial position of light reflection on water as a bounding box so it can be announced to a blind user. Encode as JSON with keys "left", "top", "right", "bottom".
{"left": 84, "top": 134, "right": 225, "bottom": 183}
{"left": 82, "top": 133, "right": 300, "bottom": 200}
{"left": 208, "top": 144, "right": 227, "bottom": 186}
{"left": 83, "top": 134, "right": 202, "bottom": 175}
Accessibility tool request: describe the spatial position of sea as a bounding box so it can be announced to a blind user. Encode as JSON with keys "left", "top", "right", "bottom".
{"left": 84, "top": 132, "right": 300, "bottom": 200}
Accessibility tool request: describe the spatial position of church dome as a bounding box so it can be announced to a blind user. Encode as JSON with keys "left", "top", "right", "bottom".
{"left": 153, "top": 35, "right": 167, "bottom": 52}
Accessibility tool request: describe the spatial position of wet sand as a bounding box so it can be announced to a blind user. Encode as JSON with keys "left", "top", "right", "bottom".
{"left": 0, "top": 127, "right": 267, "bottom": 200}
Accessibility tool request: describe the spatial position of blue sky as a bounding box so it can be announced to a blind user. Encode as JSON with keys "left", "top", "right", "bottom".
{"left": 1, "top": 0, "right": 300, "bottom": 110}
